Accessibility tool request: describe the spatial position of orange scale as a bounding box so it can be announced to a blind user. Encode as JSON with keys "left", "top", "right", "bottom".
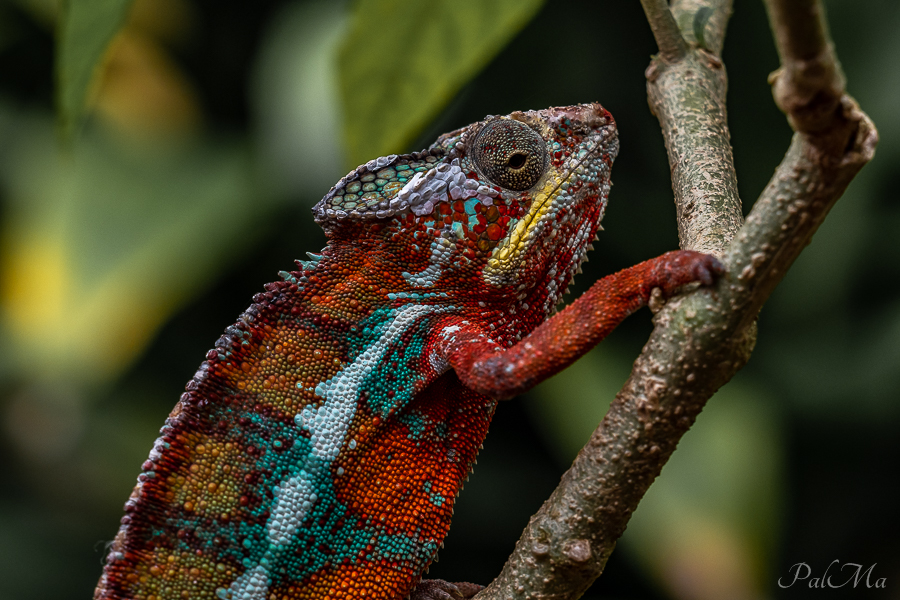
{"left": 334, "top": 441, "right": 454, "bottom": 535}
{"left": 280, "top": 563, "right": 414, "bottom": 600}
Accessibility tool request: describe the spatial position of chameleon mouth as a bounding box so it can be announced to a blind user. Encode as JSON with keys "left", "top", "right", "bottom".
{"left": 482, "top": 128, "right": 611, "bottom": 283}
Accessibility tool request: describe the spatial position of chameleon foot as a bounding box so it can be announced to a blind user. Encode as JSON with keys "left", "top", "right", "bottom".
{"left": 409, "top": 579, "right": 484, "bottom": 600}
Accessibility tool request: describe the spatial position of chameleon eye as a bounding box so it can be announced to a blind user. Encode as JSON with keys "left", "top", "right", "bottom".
{"left": 472, "top": 120, "right": 548, "bottom": 191}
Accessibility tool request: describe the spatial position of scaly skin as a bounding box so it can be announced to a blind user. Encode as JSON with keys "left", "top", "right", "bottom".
{"left": 95, "top": 104, "right": 722, "bottom": 600}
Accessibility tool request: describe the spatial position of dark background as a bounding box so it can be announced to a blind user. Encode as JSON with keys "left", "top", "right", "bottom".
{"left": 0, "top": 0, "right": 897, "bottom": 598}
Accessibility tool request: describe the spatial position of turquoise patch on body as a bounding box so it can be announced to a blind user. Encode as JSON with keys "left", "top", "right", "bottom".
{"left": 399, "top": 410, "right": 427, "bottom": 441}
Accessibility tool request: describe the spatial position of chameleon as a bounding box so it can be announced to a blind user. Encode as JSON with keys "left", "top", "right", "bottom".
{"left": 94, "top": 103, "right": 722, "bottom": 600}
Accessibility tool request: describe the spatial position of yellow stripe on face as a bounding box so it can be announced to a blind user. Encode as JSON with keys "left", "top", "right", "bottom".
{"left": 483, "top": 173, "right": 563, "bottom": 283}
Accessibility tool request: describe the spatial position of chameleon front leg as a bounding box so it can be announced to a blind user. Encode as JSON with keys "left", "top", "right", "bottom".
{"left": 409, "top": 251, "right": 721, "bottom": 597}
{"left": 447, "top": 250, "right": 724, "bottom": 400}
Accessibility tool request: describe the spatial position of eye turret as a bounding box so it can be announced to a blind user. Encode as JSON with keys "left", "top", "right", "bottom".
{"left": 471, "top": 120, "right": 548, "bottom": 191}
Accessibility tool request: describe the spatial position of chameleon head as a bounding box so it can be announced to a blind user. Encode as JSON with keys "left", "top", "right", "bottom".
{"left": 459, "top": 104, "right": 617, "bottom": 293}
{"left": 314, "top": 103, "right": 617, "bottom": 311}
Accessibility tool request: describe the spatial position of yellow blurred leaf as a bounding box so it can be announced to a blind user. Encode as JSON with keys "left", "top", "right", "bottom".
{"left": 92, "top": 30, "right": 201, "bottom": 137}
{"left": 127, "top": 0, "right": 192, "bottom": 43}
{"left": 56, "top": 0, "right": 136, "bottom": 140}
{"left": 0, "top": 115, "right": 267, "bottom": 386}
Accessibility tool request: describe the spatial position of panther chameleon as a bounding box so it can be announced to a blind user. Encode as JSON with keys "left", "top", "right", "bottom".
{"left": 95, "top": 103, "right": 723, "bottom": 600}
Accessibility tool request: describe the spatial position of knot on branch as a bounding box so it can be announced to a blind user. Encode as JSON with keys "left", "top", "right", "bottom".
{"left": 769, "top": 48, "right": 845, "bottom": 135}
{"left": 562, "top": 539, "right": 592, "bottom": 565}
{"left": 792, "top": 95, "right": 878, "bottom": 166}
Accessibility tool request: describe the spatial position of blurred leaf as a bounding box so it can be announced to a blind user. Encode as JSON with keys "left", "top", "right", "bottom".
{"left": 251, "top": 0, "right": 347, "bottom": 198}
{"left": 759, "top": 299, "right": 900, "bottom": 420}
{"left": 92, "top": 29, "right": 201, "bottom": 137}
{"left": 527, "top": 343, "right": 632, "bottom": 463}
{"left": 766, "top": 178, "right": 870, "bottom": 322}
{"left": 7, "top": 0, "right": 58, "bottom": 25}
{"left": 0, "top": 109, "right": 270, "bottom": 386}
{"left": 338, "top": 0, "right": 545, "bottom": 168}
{"left": 56, "top": 0, "right": 135, "bottom": 140}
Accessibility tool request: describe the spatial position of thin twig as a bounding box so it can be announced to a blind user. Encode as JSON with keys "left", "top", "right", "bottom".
{"left": 474, "top": 0, "right": 876, "bottom": 599}
{"left": 640, "top": 0, "right": 688, "bottom": 62}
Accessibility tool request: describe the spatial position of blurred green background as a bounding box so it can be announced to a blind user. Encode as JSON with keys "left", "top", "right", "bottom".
{"left": 0, "top": 0, "right": 897, "bottom": 599}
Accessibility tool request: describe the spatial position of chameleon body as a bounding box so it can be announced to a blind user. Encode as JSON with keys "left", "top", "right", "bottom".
{"left": 95, "top": 104, "right": 721, "bottom": 600}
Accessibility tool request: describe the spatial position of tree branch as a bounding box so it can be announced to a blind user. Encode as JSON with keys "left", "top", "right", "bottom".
{"left": 474, "top": 1, "right": 876, "bottom": 599}
{"left": 645, "top": 0, "right": 741, "bottom": 255}
{"left": 640, "top": 0, "right": 688, "bottom": 62}
{"left": 763, "top": 0, "right": 845, "bottom": 135}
